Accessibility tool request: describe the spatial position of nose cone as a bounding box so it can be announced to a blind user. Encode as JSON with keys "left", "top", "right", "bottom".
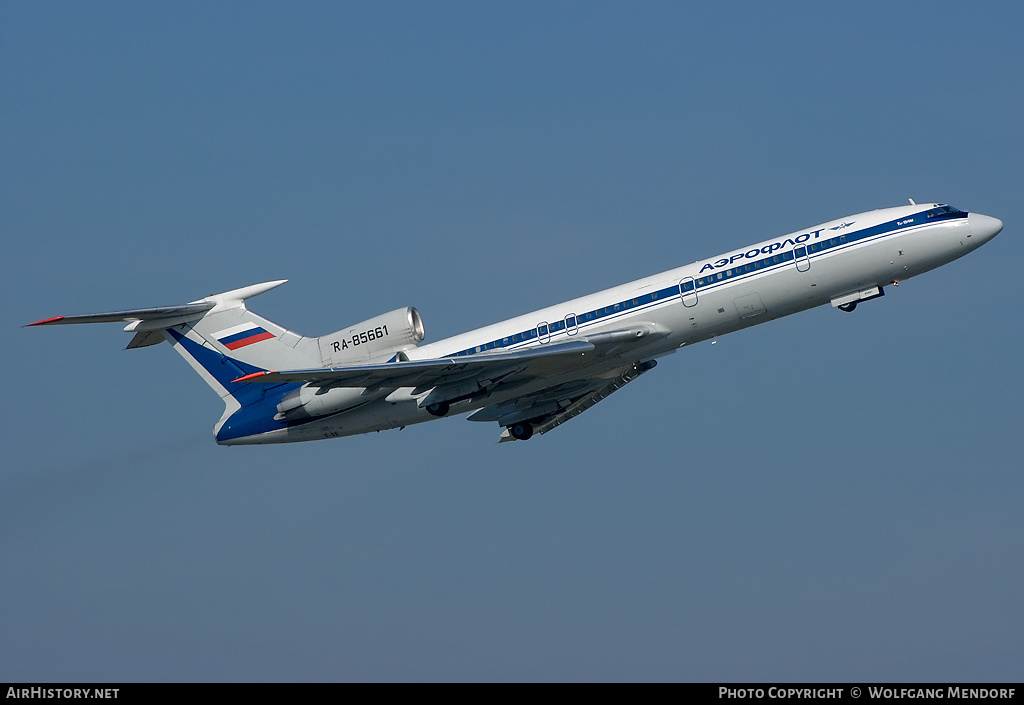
{"left": 968, "top": 212, "right": 1003, "bottom": 243}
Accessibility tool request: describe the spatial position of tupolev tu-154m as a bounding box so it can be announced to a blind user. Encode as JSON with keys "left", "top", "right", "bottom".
{"left": 28, "top": 202, "right": 1003, "bottom": 444}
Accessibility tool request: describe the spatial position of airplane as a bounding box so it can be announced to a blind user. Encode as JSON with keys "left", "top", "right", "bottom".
{"left": 27, "top": 201, "right": 1003, "bottom": 445}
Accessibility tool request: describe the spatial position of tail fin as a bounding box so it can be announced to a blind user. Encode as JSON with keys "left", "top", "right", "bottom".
{"left": 163, "top": 280, "right": 320, "bottom": 387}
{"left": 28, "top": 280, "right": 321, "bottom": 443}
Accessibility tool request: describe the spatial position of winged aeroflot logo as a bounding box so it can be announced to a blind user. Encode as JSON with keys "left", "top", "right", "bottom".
{"left": 830, "top": 221, "right": 855, "bottom": 230}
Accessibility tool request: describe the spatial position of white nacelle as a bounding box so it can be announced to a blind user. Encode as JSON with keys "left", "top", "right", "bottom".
{"left": 317, "top": 307, "right": 424, "bottom": 367}
{"left": 276, "top": 385, "right": 381, "bottom": 420}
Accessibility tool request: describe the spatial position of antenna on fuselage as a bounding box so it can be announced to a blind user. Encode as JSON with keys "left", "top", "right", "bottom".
{"left": 908, "top": 198, "right": 917, "bottom": 205}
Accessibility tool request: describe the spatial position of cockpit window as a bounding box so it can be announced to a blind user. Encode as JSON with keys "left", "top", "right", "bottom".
{"left": 927, "top": 205, "right": 964, "bottom": 218}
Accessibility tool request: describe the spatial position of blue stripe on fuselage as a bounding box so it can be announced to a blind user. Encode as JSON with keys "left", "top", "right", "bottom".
{"left": 444, "top": 207, "right": 966, "bottom": 357}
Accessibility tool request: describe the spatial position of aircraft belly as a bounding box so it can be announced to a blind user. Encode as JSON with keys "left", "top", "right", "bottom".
{"left": 314, "top": 399, "right": 431, "bottom": 439}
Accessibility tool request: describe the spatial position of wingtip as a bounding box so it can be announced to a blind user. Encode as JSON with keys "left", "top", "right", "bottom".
{"left": 26, "top": 316, "right": 65, "bottom": 327}
{"left": 233, "top": 370, "right": 276, "bottom": 383}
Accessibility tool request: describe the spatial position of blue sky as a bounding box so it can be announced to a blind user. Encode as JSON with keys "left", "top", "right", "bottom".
{"left": 2, "top": 1, "right": 1021, "bottom": 681}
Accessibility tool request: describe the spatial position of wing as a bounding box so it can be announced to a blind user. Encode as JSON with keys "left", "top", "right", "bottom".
{"left": 233, "top": 323, "right": 668, "bottom": 434}
{"left": 232, "top": 324, "right": 668, "bottom": 388}
{"left": 467, "top": 359, "right": 658, "bottom": 442}
{"left": 233, "top": 339, "right": 596, "bottom": 390}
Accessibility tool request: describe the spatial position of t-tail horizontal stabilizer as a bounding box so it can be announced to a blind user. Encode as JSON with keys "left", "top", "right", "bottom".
{"left": 26, "top": 280, "right": 288, "bottom": 349}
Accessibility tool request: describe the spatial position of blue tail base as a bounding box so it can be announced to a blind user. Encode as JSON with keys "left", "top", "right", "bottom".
{"left": 167, "top": 329, "right": 306, "bottom": 442}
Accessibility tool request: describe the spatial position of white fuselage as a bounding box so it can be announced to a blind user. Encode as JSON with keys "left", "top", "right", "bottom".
{"left": 242, "top": 203, "right": 1000, "bottom": 443}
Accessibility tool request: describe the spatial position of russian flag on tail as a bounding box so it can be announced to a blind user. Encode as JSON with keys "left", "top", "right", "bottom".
{"left": 215, "top": 323, "right": 276, "bottom": 350}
